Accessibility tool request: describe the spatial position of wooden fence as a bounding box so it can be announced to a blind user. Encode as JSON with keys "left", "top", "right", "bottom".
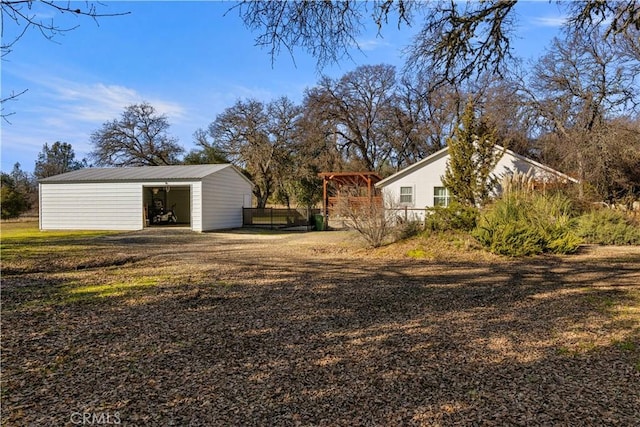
{"left": 243, "top": 208, "right": 321, "bottom": 229}
{"left": 326, "top": 196, "right": 383, "bottom": 213}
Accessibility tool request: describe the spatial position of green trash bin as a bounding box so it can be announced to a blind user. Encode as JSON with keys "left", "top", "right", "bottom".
{"left": 314, "top": 214, "right": 325, "bottom": 231}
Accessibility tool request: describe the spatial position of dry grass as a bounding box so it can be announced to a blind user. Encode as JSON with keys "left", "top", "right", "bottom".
{"left": 2, "top": 222, "right": 639, "bottom": 426}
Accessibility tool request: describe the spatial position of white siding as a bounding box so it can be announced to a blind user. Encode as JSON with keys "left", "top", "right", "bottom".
{"left": 382, "top": 151, "right": 450, "bottom": 219}
{"left": 201, "top": 166, "right": 252, "bottom": 231}
{"left": 493, "top": 153, "right": 568, "bottom": 184}
{"left": 39, "top": 167, "right": 253, "bottom": 232}
{"left": 40, "top": 180, "right": 206, "bottom": 231}
{"left": 380, "top": 150, "right": 574, "bottom": 220}
{"left": 191, "top": 182, "right": 203, "bottom": 232}
{"left": 40, "top": 182, "right": 143, "bottom": 230}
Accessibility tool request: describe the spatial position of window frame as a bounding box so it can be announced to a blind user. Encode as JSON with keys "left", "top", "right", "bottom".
{"left": 433, "top": 186, "right": 450, "bottom": 207}
{"left": 399, "top": 186, "right": 414, "bottom": 205}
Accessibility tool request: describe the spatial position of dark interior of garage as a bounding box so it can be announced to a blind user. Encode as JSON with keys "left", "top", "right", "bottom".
{"left": 143, "top": 186, "right": 191, "bottom": 227}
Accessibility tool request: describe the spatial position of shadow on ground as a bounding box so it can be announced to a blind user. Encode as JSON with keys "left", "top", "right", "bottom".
{"left": 2, "top": 231, "right": 639, "bottom": 426}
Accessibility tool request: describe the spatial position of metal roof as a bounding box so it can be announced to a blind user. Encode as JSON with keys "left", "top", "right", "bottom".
{"left": 39, "top": 164, "right": 236, "bottom": 183}
{"left": 375, "top": 145, "right": 579, "bottom": 188}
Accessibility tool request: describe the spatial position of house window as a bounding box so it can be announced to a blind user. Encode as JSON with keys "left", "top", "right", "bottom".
{"left": 400, "top": 186, "right": 413, "bottom": 204}
{"left": 434, "top": 187, "right": 450, "bottom": 207}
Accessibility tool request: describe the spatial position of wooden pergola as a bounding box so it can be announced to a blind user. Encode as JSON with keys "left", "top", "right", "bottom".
{"left": 318, "top": 172, "right": 383, "bottom": 226}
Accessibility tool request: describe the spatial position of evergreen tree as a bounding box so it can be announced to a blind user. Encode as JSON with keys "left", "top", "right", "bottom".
{"left": 1, "top": 172, "right": 29, "bottom": 219}
{"left": 34, "top": 142, "right": 87, "bottom": 179}
{"left": 1, "top": 163, "right": 37, "bottom": 218}
{"left": 442, "top": 99, "right": 503, "bottom": 207}
{"left": 182, "top": 129, "right": 229, "bottom": 165}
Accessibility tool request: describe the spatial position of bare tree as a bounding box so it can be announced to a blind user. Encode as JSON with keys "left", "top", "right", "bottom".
{"left": 537, "top": 121, "right": 640, "bottom": 201}
{"left": 90, "top": 103, "right": 184, "bottom": 167}
{"left": 525, "top": 29, "right": 640, "bottom": 199}
{"left": 287, "top": 107, "right": 346, "bottom": 208}
{"left": 604, "top": 117, "right": 640, "bottom": 199}
{"left": 229, "top": 0, "right": 415, "bottom": 68}
{"left": 304, "top": 64, "right": 398, "bottom": 172}
{"left": 618, "top": 27, "right": 640, "bottom": 62}
{"left": 1, "top": 1, "right": 128, "bottom": 119}
{"left": 565, "top": 1, "right": 640, "bottom": 41}
{"left": 1, "top": 1, "right": 129, "bottom": 58}
{"left": 206, "top": 97, "right": 301, "bottom": 208}
{"left": 296, "top": 95, "right": 347, "bottom": 173}
{"left": 266, "top": 97, "right": 302, "bottom": 207}
{"left": 393, "top": 72, "right": 466, "bottom": 166}
{"left": 0, "top": 88, "right": 27, "bottom": 123}
{"left": 405, "top": 1, "right": 517, "bottom": 88}
{"left": 388, "top": 69, "right": 529, "bottom": 171}
{"left": 384, "top": 74, "right": 441, "bottom": 171}
{"left": 298, "top": 63, "right": 512, "bottom": 176}
{"left": 473, "top": 75, "right": 534, "bottom": 157}
{"left": 232, "top": 1, "right": 639, "bottom": 83}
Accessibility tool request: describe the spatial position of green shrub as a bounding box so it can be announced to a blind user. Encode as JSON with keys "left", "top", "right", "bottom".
{"left": 425, "top": 201, "right": 479, "bottom": 232}
{"left": 475, "top": 222, "right": 545, "bottom": 256}
{"left": 396, "top": 219, "right": 424, "bottom": 240}
{"left": 576, "top": 209, "right": 640, "bottom": 245}
{"left": 473, "top": 191, "right": 581, "bottom": 256}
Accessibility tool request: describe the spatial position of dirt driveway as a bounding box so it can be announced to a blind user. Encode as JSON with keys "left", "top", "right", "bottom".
{"left": 2, "top": 228, "right": 640, "bottom": 426}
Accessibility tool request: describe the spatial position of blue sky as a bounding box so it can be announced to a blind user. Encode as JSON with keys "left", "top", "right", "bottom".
{"left": 1, "top": 1, "right": 567, "bottom": 173}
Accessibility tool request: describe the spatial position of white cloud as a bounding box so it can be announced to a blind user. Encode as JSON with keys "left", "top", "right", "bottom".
{"left": 43, "top": 78, "right": 186, "bottom": 123}
{"left": 356, "top": 37, "right": 391, "bottom": 52}
{"left": 531, "top": 16, "right": 568, "bottom": 27}
{"left": 223, "top": 84, "right": 276, "bottom": 103}
{"left": 1, "top": 70, "right": 190, "bottom": 171}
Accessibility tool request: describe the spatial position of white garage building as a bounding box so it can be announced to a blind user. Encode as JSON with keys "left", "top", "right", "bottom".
{"left": 39, "top": 164, "right": 254, "bottom": 232}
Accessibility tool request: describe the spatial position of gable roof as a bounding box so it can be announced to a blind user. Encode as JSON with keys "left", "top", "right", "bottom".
{"left": 375, "top": 145, "right": 579, "bottom": 188}
{"left": 39, "top": 164, "right": 253, "bottom": 185}
{"left": 376, "top": 146, "right": 449, "bottom": 188}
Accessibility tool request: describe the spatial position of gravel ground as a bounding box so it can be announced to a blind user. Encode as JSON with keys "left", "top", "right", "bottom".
{"left": 2, "top": 228, "right": 639, "bottom": 426}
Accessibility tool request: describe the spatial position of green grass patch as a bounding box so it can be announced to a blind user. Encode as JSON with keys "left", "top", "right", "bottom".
{"left": 13, "top": 276, "right": 167, "bottom": 309}
{"left": 1, "top": 221, "right": 123, "bottom": 267}
{"left": 584, "top": 294, "right": 617, "bottom": 311}
{"left": 615, "top": 340, "right": 637, "bottom": 352}
{"left": 406, "top": 247, "right": 431, "bottom": 259}
{"left": 65, "top": 276, "right": 161, "bottom": 302}
{"left": 1, "top": 221, "right": 119, "bottom": 244}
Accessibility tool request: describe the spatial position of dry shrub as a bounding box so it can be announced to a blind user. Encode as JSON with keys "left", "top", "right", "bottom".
{"left": 334, "top": 192, "right": 397, "bottom": 248}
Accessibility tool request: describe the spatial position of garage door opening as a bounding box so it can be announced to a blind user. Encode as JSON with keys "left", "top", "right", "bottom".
{"left": 143, "top": 186, "right": 191, "bottom": 228}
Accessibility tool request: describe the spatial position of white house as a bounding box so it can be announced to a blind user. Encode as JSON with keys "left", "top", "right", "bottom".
{"left": 39, "top": 164, "right": 254, "bottom": 232}
{"left": 375, "top": 146, "right": 578, "bottom": 219}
